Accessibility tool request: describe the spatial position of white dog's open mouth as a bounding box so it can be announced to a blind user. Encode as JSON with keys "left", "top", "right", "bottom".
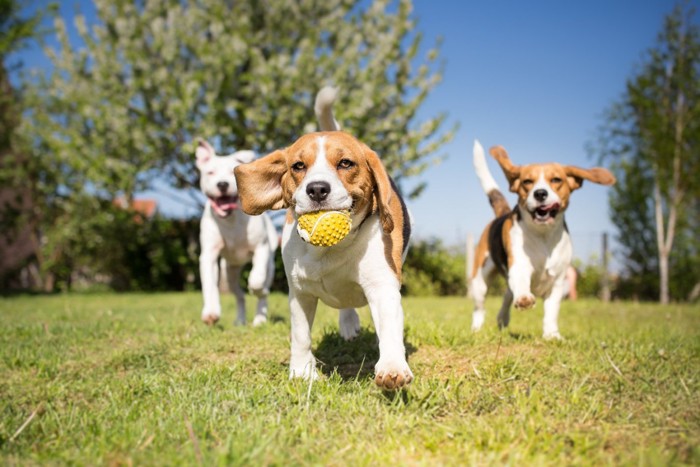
{"left": 531, "top": 202, "right": 560, "bottom": 224}
{"left": 209, "top": 195, "right": 239, "bottom": 217}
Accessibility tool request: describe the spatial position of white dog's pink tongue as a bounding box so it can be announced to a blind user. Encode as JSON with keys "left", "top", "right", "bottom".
{"left": 211, "top": 196, "right": 238, "bottom": 216}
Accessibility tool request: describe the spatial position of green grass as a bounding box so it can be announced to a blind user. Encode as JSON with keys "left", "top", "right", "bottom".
{"left": 1, "top": 293, "right": 698, "bottom": 465}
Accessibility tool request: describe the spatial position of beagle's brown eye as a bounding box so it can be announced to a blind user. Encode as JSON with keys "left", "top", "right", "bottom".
{"left": 551, "top": 177, "right": 562, "bottom": 184}
{"left": 522, "top": 179, "right": 534, "bottom": 187}
{"left": 291, "top": 161, "right": 306, "bottom": 172}
{"left": 337, "top": 159, "right": 355, "bottom": 169}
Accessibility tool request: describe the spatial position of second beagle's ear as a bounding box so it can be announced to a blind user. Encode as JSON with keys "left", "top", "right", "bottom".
{"left": 564, "top": 166, "right": 616, "bottom": 191}
{"left": 234, "top": 150, "right": 290, "bottom": 215}
{"left": 490, "top": 145, "right": 522, "bottom": 193}
{"left": 363, "top": 145, "right": 395, "bottom": 234}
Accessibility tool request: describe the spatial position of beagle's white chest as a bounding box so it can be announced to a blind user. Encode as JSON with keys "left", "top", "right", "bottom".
{"left": 511, "top": 221, "right": 572, "bottom": 296}
{"left": 282, "top": 223, "right": 369, "bottom": 309}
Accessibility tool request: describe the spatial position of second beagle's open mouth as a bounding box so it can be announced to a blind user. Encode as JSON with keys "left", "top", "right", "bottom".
{"left": 532, "top": 202, "right": 560, "bottom": 224}
{"left": 210, "top": 195, "right": 239, "bottom": 217}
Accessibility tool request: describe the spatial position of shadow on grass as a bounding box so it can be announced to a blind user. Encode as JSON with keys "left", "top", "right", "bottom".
{"left": 314, "top": 328, "right": 417, "bottom": 382}
{"left": 506, "top": 331, "right": 535, "bottom": 340}
{"left": 268, "top": 315, "right": 286, "bottom": 324}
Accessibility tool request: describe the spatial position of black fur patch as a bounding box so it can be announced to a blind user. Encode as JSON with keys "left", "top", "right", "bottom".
{"left": 488, "top": 213, "right": 510, "bottom": 276}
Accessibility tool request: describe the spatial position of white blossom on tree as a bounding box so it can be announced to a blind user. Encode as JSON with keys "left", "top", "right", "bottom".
{"left": 27, "top": 0, "right": 455, "bottom": 206}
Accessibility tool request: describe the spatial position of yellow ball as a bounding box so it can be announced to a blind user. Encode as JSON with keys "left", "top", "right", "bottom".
{"left": 296, "top": 210, "right": 352, "bottom": 247}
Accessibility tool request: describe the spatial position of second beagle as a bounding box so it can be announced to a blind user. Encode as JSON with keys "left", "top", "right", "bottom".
{"left": 469, "top": 141, "right": 615, "bottom": 339}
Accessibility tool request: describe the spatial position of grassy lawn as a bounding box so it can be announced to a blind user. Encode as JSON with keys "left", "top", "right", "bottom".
{"left": 1, "top": 292, "right": 698, "bottom": 465}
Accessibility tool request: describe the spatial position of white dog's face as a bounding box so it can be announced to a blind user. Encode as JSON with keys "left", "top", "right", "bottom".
{"left": 196, "top": 139, "right": 255, "bottom": 217}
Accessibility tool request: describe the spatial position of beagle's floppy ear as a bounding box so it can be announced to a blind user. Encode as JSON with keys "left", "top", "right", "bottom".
{"left": 363, "top": 145, "right": 395, "bottom": 234}
{"left": 490, "top": 146, "right": 521, "bottom": 193}
{"left": 233, "top": 150, "right": 290, "bottom": 215}
{"left": 564, "top": 166, "right": 616, "bottom": 191}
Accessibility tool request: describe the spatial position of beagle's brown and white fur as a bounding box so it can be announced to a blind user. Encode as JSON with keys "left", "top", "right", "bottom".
{"left": 234, "top": 88, "right": 413, "bottom": 390}
{"left": 470, "top": 141, "right": 615, "bottom": 339}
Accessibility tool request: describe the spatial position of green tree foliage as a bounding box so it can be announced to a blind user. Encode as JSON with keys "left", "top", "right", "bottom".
{"left": 593, "top": 3, "right": 700, "bottom": 302}
{"left": 41, "top": 198, "right": 199, "bottom": 292}
{"left": 402, "top": 238, "right": 466, "bottom": 296}
{"left": 570, "top": 257, "right": 604, "bottom": 298}
{"left": 19, "top": 0, "right": 455, "bottom": 290}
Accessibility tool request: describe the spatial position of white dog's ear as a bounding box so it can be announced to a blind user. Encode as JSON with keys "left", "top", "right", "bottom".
{"left": 233, "top": 150, "right": 256, "bottom": 164}
{"left": 196, "top": 138, "right": 216, "bottom": 169}
{"left": 234, "top": 149, "right": 290, "bottom": 215}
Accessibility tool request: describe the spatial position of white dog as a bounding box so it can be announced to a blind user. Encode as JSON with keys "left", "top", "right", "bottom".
{"left": 233, "top": 88, "right": 414, "bottom": 390}
{"left": 196, "top": 139, "right": 278, "bottom": 326}
{"left": 469, "top": 141, "right": 615, "bottom": 339}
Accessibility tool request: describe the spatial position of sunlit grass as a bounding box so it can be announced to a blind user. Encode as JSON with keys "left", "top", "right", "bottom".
{"left": 1, "top": 293, "right": 698, "bottom": 465}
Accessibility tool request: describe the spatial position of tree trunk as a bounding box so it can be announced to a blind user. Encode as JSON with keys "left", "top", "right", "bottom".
{"left": 653, "top": 182, "right": 670, "bottom": 304}
{"left": 658, "top": 249, "right": 670, "bottom": 305}
{"left": 653, "top": 87, "right": 686, "bottom": 305}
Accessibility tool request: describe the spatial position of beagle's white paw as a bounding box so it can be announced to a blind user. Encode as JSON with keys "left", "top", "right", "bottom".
{"left": 289, "top": 358, "right": 319, "bottom": 381}
{"left": 543, "top": 331, "right": 563, "bottom": 341}
{"left": 252, "top": 314, "right": 268, "bottom": 327}
{"left": 514, "top": 293, "right": 536, "bottom": 310}
{"left": 374, "top": 358, "right": 413, "bottom": 390}
{"left": 201, "top": 307, "right": 221, "bottom": 325}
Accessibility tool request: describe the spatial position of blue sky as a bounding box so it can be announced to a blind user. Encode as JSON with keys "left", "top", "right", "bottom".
{"left": 11, "top": 0, "right": 694, "bottom": 263}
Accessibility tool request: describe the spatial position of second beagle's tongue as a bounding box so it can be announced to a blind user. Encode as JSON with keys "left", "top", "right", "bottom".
{"left": 536, "top": 202, "right": 560, "bottom": 216}
{"left": 539, "top": 202, "right": 559, "bottom": 212}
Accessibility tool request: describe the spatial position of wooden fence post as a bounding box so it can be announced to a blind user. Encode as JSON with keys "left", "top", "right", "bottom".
{"left": 601, "top": 232, "right": 611, "bottom": 302}
{"left": 466, "top": 233, "right": 474, "bottom": 296}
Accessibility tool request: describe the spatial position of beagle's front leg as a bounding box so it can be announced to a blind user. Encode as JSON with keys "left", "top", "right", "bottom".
{"left": 508, "top": 258, "right": 536, "bottom": 310}
{"left": 288, "top": 291, "right": 320, "bottom": 380}
{"left": 365, "top": 285, "right": 413, "bottom": 390}
{"left": 542, "top": 275, "right": 566, "bottom": 340}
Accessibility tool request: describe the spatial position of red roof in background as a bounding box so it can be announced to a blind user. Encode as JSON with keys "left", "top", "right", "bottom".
{"left": 130, "top": 199, "right": 157, "bottom": 218}
{"left": 114, "top": 197, "right": 158, "bottom": 219}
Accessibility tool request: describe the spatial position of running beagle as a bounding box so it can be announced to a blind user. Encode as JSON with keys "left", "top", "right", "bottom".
{"left": 470, "top": 141, "right": 615, "bottom": 339}
{"left": 233, "top": 88, "right": 413, "bottom": 390}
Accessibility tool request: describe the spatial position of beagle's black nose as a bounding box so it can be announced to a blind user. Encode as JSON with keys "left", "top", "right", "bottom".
{"left": 534, "top": 189, "right": 548, "bottom": 202}
{"left": 306, "top": 181, "right": 331, "bottom": 202}
{"left": 217, "top": 181, "right": 229, "bottom": 193}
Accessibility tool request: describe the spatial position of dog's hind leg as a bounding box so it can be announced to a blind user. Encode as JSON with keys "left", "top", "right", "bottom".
{"left": 249, "top": 245, "right": 275, "bottom": 326}
{"left": 542, "top": 276, "right": 565, "bottom": 340}
{"left": 225, "top": 262, "right": 247, "bottom": 326}
{"left": 339, "top": 308, "right": 360, "bottom": 341}
{"left": 497, "top": 288, "right": 514, "bottom": 330}
{"left": 470, "top": 257, "right": 494, "bottom": 332}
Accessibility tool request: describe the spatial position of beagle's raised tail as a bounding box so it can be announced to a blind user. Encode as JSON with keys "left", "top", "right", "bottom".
{"left": 314, "top": 86, "right": 341, "bottom": 132}
{"left": 473, "top": 140, "right": 510, "bottom": 218}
